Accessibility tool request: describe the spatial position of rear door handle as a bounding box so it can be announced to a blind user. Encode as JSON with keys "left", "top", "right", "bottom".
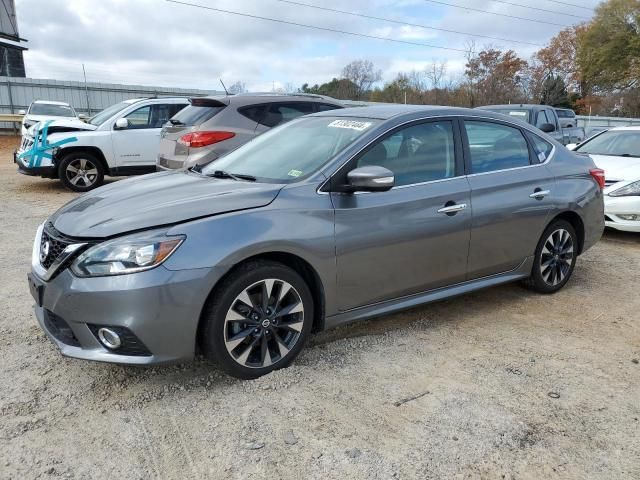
{"left": 529, "top": 189, "right": 550, "bottom": 199}
{"left": 438, "top": 203, "right": 467, "bottom": 214}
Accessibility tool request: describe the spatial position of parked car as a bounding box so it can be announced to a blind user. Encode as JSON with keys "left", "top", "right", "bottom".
{"left": 15, "top": 97, "right": 189, "bottom": 191}
{"left": 567, "top": 126, "right": 640, "bottom": 232}
{"left": 157, "top": 93, "right": 344, "bottom": 171}
{"left": 28, "top": 105, "right": 604, "bottom": 379}
{"left": 19, "top": 100, "right": 81, "bottom": 136}
{"left": 555, "top": 107, "right": 577, "bottom": 128}
{"left": 477, "top": 104, "right": 585, "bottom": 145}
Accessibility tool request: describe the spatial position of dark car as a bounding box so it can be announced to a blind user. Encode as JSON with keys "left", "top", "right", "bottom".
{"left": 29, "top": 105, "right": 604, "bottom": 378}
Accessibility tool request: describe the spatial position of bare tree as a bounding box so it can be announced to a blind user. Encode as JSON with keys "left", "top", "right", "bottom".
{"left": 341, "top": 59, "right": 382, "bottom": 100}
{"left": 227, "top": 81, "right": 247, "bottom": 94}
{"left": 425, "top": 61, "right": 447, "bottom": 104}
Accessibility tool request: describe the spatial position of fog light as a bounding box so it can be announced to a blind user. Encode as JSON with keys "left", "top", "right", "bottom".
{"left": 97, "top": 328, "right": 121, "bottom": 349}
{"left": 618, "top": 214, "right": 639, "bottom": 221}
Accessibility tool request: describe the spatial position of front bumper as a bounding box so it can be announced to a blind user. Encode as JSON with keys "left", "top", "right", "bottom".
{"left": 604, "top": 195, "right": 640, "bottom": 233}
{"left": 14, "top": 147, "right": 57, "bottom": 178}
{"left": 30, "top": 265, "right": 217, "bottom": 365}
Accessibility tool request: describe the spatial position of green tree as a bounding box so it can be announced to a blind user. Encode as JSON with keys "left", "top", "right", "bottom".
{"left": 540, "top": 75, "right": 570, "bottom": 107}
{"left": 577, "top": 0, "right": 640, "bottom": 92}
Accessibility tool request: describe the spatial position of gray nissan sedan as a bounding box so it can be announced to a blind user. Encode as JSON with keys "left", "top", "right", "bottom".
{"left": 28, "top": 105, "right": 605, "bottom": 379}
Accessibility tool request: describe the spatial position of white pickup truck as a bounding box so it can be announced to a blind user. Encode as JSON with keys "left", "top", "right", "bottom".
{"left": 15, "top": 97, "right": 189, "bottom": 191}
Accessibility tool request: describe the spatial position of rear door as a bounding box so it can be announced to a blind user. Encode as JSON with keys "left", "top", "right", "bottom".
{"left": 332, "top": 119, "right": 471, "bottom": 311}
{"left": 462, "top": 119, "right": 556, "bottom": 279}
{"left": 113, "top": 102, "right": 188, "bottom": 166}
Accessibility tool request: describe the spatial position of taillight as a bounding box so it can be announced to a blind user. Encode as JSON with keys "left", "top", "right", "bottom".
{"left": 178, "top": 131, "right": 235, "bottom": 148}
{"left": 589, "top": 168, "right": 605, "bottom": 190}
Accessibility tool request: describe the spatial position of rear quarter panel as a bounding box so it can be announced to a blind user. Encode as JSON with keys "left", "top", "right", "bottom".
{"left": 546, "top": 148, "right": 604, "bottom": 253}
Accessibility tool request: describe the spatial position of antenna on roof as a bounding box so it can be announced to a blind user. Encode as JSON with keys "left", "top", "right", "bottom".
{"left": 219, "top": 79, "right": 229, "bottom": 96}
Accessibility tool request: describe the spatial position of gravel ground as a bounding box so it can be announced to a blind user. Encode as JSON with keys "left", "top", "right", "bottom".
{"left": 1, "top": 135, "right": 639, "bottom": 479}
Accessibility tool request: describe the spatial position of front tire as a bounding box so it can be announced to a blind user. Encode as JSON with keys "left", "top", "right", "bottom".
{"left": 524, "top": 219, "right": 577, "bottom": 294}
{"left": 58, "top": 152, "right": 104, "bottom": 192}
{"left": 201, "top": 260, "right": 314, "bottom": 379}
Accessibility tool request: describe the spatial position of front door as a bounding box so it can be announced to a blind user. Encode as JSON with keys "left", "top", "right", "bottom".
{"left": 462, "top": 119, "right": 555, "bottom": 279}
{"left": 331, "top": 119, "right": 471, "bottom": 311}
{"left": 112, "top": 103, "right": 186, "bottom": 166}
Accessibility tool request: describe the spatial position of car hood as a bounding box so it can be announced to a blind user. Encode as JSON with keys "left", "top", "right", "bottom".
{"left": 588, "top": 154, "right": 640, "bottom": 182}
{"left": 26, "top": 118, "right": 95, "bottom": 135}
{"left": 50, "top": 171, "right": 284, "bottom": 238}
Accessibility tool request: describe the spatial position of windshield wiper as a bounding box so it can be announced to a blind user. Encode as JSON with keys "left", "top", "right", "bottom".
{"left": 189, "top": 164, "right": 202, "bottom": 174}
{"left": 617, "top": 153, "right": 639, "bottom": 158}
{"left": 207, "top": 170, "right": 256, "bottom": 182}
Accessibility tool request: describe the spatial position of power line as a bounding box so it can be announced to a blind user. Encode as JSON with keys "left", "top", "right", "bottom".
{"left": 544, "top": 0, "right": 595, "bottom": 11}
{"left": 165, "top": 0, "right": 469, "bottom": 53}
{"left": 487, "top": 0, "right": 590, "bottom": 19}
{"left": 273, "top": 0, "right": 545, "bottom": 47}
{"left": 423, "top": 0, "right": 572, "bottom": 28}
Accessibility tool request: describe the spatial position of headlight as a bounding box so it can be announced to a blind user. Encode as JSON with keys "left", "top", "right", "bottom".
{"left": 609, "top": 180, "right": 640, "bottom": 197}
{"left": 71, "top": 231, "right": 185, "bottom": 277}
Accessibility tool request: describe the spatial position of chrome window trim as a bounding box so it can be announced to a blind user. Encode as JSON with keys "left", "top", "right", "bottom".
{"left": 317, "top": 114, "right": 557, "bottom": 195}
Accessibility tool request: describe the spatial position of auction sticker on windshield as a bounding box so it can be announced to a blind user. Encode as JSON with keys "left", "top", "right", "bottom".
{"left": 287, "top": 169, "right": 303, "bottom": 177}
{"left": 328, "top": 120, "right": 372, "bottom": 131}
{"left": 507, "top": 111, "right": 528, "bottom": 118}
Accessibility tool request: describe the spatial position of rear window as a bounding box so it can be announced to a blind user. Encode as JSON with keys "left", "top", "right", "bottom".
{"left": 170, "top": 104, "right": 225, "bottom": 126}
{"left": 556, "top": 109, "right": 575, "bottom": 118}
{"left": 484, "top": 108, "right": 531, "bottom": 123}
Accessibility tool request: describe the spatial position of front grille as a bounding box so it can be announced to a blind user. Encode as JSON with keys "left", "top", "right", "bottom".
{"left": 44, "top": 310, "right": 80, "bottom": 347}
{"left": 40, "top": 225, "right": 72, "bottom": 269}
{"left": 87, "top": 325, "right": 152, "bottom": 356}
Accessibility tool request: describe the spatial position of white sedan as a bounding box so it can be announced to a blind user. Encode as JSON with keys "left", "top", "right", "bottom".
{"left": 568, "top": 126, "right": 640, "bottom": 232}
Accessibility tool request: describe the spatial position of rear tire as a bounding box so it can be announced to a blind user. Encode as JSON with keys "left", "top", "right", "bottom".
{"left": 523, "top": 219, "right": 577, "bottom": 294}
{"left": 200, "top": 260, "right": 314, "bottom": 379}
{"left": 58, "top": 152, "right": 104, "bottom": 192}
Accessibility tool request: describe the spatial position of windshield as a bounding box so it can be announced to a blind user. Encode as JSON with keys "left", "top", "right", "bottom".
{"left": 88, "top": 101, "right": 132, "bottom": 126}
{"left": 575, "top": 130, "right": 640, "bottom": 157}
{"left": 201, "top": 116, "right": 380, "bottom": 182}
{"left": 29, "top": 103, "right": 75, "bottom": 117}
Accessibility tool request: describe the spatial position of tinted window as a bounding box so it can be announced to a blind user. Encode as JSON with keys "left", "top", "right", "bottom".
{"left": 238, "top": 105, "right": 266, "bottom": 123}
{"left": 171, "top": 105, "right": 225, "bottom": 126}
{"left": 527, "top": 133, "right": 553, "bottom": 163}
{"left": 124, "top": 106, "right": 151, "bottom": 129}
{"left": 535, "top": 110, "right": 549, "bottom": 128}
{"left": 465, "top": 121, "right": 531, "bottom": 173}
{"left": 357, "top": 121, "right": 456, "bottom": 186}
{"left": 557, "top": 109, "right": 575, "bottom": 118}
{"left": 317, "top": 103, "right": 341, "bottom": 112}
{"left": 148, "top": 104, "right": 187, "bottom": 128}
{"left": 260, "top": 103, "right": 314, "bottom": 127}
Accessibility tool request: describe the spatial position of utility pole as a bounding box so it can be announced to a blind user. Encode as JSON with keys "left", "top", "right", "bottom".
{"left": 82, "top": 63, "right": 91, "bottom": 116}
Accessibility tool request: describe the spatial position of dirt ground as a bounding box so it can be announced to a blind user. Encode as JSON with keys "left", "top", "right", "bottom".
{"left": 0, "top": 135, "right": 639, "bottom": 480}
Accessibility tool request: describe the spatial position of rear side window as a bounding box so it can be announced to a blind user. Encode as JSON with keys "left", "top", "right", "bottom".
{"left": 238, "top": 105, "right": 266, "bottom": 123}
{"left": 171, "top": 104, "right": 225, "bottom": 126}
{"left": 317, "top": 103, "right": 342, "bottom": 112}
{"left": 464, "top": 121, "right": 531, "bottom": 173}
{"left": 527, "top": 133, "right": 554, "bottom": 163}
{"left": 260, "top": 102, "right": 314, "bottom": 128}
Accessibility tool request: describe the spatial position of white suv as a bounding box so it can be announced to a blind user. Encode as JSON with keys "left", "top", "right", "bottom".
{"left": 15, "top": 97, "right": 189, "bottom": 191}
{"left": 19, "top": 100, "right": 81, "bottom": 136}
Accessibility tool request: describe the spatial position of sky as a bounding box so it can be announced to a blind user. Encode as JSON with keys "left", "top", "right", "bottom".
{"left": 15, "top": 0, "right": 602, "bottom": 92}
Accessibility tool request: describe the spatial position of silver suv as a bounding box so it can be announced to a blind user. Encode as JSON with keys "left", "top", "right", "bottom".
{"left": 157, "top": 93, "right": 344, "bottom": 171}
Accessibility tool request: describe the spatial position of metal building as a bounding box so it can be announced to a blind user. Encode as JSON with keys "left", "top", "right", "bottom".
{"left": 0, "top": 0, "right": 27, "bottom": 77}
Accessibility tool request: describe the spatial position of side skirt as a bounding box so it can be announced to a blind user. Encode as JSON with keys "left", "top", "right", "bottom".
{"left": 108, "top": 165, "right": 157, "bottom": 177}
{"left": 323, "top": 256, "right": 534, "bottom": 330}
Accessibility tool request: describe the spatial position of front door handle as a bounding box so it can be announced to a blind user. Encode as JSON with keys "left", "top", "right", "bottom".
{"left": 438, "top": 203, "right": 467, "bottom": 215}
{"left": 529, "top": 189, "right": 550, "bottom": 199}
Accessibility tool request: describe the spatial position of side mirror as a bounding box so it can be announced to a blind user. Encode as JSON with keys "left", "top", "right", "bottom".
{"left": 346, "top": 166, "right": 394, "bottom": 192}
{"left": 114, "top": 118, "right": 129, "bottom": 130}
{"left": 78, "top": 114, "right": 89, "bottom": 121}
{"left": 540, "top": 123, "right": 556, "bottom": 133}
{"left": 18, "top": 109, "right": 26, "bottom": 115}
{"left": 566, "top": 143, "right": 577, "bottom": 151}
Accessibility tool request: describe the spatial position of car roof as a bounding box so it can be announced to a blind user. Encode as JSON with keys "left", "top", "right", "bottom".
{"left": 312, "top": 104, "right": 506, "bottom": 121}
{"left": 478, "top": 104, "right": 548, "bottom": 110}
{"left": 31, "top": 100, "right": 71, "bottom": 106}
{"left": 194, "top": 93, "right": 344, "bottom": 107}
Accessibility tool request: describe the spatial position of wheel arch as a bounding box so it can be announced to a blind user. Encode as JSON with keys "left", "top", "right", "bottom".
{"left": 548, "top": 211, "right": 585, "bottom": 254}
{"left": 56, "top": 146, "right": 109, "bottom": 173}
{"left": 196, "top": 250, "right": 327, "bottom": 351}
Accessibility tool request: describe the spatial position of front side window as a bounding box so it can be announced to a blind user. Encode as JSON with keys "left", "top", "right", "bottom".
{"left": 260, "top": 103, "right": 314, "bottom": 127}
{"left": 201, "top": 116, "right": 380, "bottom": 182}
{"left": 535, "top": 110, "right": 549, "bottom": 128}
{"left": 465, "top": 121, "right": 531, "bottom": 173}
{"left": 356, "top": 121, "right": 456, "bottom": 186}
{"left": 575, "top": 130, "right": 640, "bottom": 157}
{"left": 89, "top": 101, "right": 131, "bottom": 126}
{"left": 124, "top": 106, "right": 152, "bottom": 129}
